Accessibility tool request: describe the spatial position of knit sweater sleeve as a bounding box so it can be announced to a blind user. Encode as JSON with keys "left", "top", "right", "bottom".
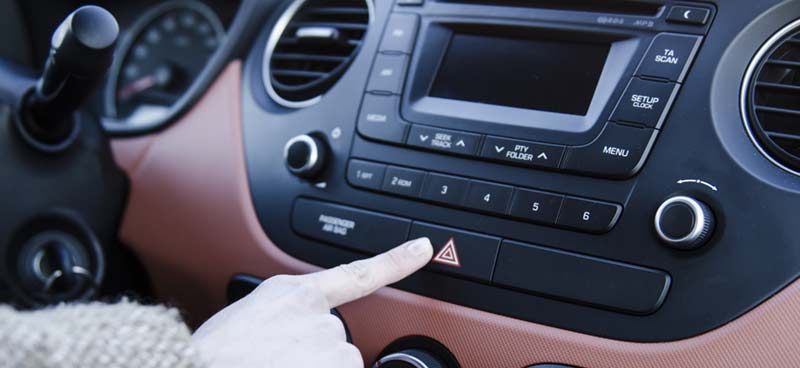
{"left": 0, "top": 300, "right": 205, "bottom": 368}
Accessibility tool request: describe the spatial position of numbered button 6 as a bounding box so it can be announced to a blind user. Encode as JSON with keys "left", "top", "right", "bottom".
{"left": 556, "top": 197, "right": 622, "bottom": 234}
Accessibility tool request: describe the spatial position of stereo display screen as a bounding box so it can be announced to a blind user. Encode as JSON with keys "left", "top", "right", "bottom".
{"left": 430, "top": 33, "right": 610, "bottom": 116}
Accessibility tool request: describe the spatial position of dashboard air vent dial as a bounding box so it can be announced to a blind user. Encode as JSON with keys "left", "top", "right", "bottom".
{"left": 744, "top": 19, "right": 800, "bottom": 176}
{"left": 263, "top": 0, "right": 372, "bottom": 108}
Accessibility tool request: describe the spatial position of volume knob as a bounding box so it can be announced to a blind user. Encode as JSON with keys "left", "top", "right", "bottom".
{"left": 654, "top": 196, "right": 715, "bottom": 250}
{"left": 373, "top": 349, "right": 446, "bottom": 368}
{"left": 284, "top": 134, "right": 327, "bottom": 179}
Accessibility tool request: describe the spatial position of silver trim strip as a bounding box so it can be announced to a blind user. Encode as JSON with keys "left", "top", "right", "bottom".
{"left": 296, "top": 26, "right": 340, "bottom": 41}
{"left": 373, "top": 352, "right": 430, "bottom": 368}
{"left": 740, "top": 18, "right": 800, "bottom": 177}
{"left": 283, "top": 134, "right": 319, "bottom": 174}
{"left": 32, "top": 249, "right": 49, "bottom": 282}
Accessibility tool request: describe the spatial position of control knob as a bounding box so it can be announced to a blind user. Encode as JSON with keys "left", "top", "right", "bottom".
{"left": 373, "top": 349, "right": 446, "bottom": 368}
{"left": 284, "top": 134, "right": 327, "bottom": 179}
{"left": 654, "top": 195, "right": 715, "bottom": 250}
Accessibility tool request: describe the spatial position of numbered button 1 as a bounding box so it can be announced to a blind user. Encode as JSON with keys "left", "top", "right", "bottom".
{"left": 509, "top": 189, "right": 564, "bottom": 225}
{"left": 556, "top": 197, "right": 622, "bottom": 234}
{"left": 464, "top": 180, "right": 514, "bottom": 215}
{"left": 420, "top": 173, "right": 470, "bottom": 206}
{"left": 346, "top": 160, "right": 387, "bottom": 191}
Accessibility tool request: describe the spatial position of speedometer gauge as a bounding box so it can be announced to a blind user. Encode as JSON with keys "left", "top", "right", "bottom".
{"left": 105, "top": 1, "right": 224, "bottom": 126}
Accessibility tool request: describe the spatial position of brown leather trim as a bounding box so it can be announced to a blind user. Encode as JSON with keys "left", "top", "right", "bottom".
{"left": 113, "top": 61, "right": 800, "bottom": 367}
{"left": 112, "top": 61, "right": 316, "bottom": 325}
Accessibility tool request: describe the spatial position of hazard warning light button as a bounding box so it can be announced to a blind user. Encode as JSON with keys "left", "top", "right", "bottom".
{"left": 409, "top": 222, "right": 500, "bottom": 281}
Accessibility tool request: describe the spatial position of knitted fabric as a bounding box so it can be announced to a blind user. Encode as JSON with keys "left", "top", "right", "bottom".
{"left": 0, "top": 300, "right": 203, "bottom": 368}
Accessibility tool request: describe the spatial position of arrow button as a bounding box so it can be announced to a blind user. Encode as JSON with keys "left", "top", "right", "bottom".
{"left": 480, "top": 136, "right": 565, "bottom": 169}
{"left": 406, "top": 125, "right": 481, "bottom": 156}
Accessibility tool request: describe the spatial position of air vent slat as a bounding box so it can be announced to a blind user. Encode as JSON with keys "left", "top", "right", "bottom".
{"left": 766, "top": 59, "right": 800, "bottom": 68}
{"left": 272, "top": 70, "right": 330, "bottom": 78}
{"left": 754, "top": 104, "right": 800, "bottom": 116}
{"left": 756, "top": 81, "right": 800, "bottom": 92}
{"left": 746, "top": 25, "right": 800, "bottom": 174}
{"left": 757, "top": 110, "right": 800, "bottom": 136}
{"left": 767, "top": 131, "right": 800, "bottom": 142}
{"left": 292, "top": 21, "right": 368, "bottom": 32}
{"left": 306, "top": 7, "right": 368, "bottom": 16}
{"left": 272, "top": 52, "right": 349, "bottom": 63}
{"left": 265, "top": 0, "right": 370, "bottom": 106}
{"left": 773, "top": 137, "right": 800, "bottom": 156}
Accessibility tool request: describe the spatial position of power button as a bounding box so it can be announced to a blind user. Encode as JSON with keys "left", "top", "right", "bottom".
{"left": 666, "top": 6, "right": 710, "bottom": 25}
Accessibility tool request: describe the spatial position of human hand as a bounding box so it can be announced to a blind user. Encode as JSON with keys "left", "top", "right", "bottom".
{"left": 192, "top": 237, "right": 434, "bottom": 368}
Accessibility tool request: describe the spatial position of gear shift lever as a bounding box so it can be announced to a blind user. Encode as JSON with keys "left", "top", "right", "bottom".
{"left": 22, "top": 5, "right": 118, "bottom": 147}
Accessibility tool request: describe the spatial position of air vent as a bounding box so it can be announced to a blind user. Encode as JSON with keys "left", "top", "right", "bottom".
{"left": 744, "top": 19, "right": 800, "bottom": 176}
{"left": 263, "top": 0, "right": 371, "bottom": 108}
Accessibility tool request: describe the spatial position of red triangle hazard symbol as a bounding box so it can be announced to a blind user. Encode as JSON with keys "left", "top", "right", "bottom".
{"left": 432, "top": 238, "right": 461, "bottom": 268}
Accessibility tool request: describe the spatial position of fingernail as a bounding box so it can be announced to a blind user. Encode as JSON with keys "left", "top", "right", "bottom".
{"left": 407, "top": 238, "right": 432, "bottom": 257}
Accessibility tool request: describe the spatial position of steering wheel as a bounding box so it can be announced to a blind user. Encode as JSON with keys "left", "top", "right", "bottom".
{"left": 0, "top": 6, "right": 128, "bottom": 307}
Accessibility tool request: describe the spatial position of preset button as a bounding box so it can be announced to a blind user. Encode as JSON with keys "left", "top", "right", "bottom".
{"left": 382, "top": 166, "right": 425, "bottom": 197}
{"left": 420, "top": 173, "right": 470, "bottom": 206}
{"left": 509, "top": 189, "right": 564, "bottom": 225}
{"left": 464, "top": 180, "right": 513, "bottom": 215}
{"left": 346, "top": 160, "right": 387, "bottom": 191}
{"left": 556, "top": 197, "right": 622, "bottom": 234}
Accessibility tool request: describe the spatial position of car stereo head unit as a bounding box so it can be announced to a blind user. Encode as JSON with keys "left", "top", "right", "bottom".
{"left": 244, "top": 0, "right": 800, "bottom": 345}
{"left": 357, "top": 3, "right": 707, "bottom": 179}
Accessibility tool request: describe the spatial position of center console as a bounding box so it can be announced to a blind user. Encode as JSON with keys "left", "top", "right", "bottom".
{"left": 242, "top": 0, "right": 800, "bottom": 342}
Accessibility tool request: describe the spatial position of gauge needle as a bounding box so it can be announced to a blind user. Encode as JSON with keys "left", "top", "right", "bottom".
{"left": 118, "top": 75, "right": 156, "bottom": 100}
{"left": 117, "top": 65, "right": 174, "bottom": 101}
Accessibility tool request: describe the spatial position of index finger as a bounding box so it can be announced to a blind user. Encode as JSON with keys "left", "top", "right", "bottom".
{"left": 298, "top": 237, "right": 433, "bottom": 308}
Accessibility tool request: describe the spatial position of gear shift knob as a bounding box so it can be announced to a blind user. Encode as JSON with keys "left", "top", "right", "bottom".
{"left": 23, "top": 5, "right": 118, "bottom": 145}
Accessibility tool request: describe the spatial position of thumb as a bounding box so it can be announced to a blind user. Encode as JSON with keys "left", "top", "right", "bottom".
{"left": 297, "top": 237, "right": 433, "bottom": 308}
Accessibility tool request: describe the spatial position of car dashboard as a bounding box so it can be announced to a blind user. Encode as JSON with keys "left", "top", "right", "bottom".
{"left": 3, "top": 0, "right": 800, "bottom": 367}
